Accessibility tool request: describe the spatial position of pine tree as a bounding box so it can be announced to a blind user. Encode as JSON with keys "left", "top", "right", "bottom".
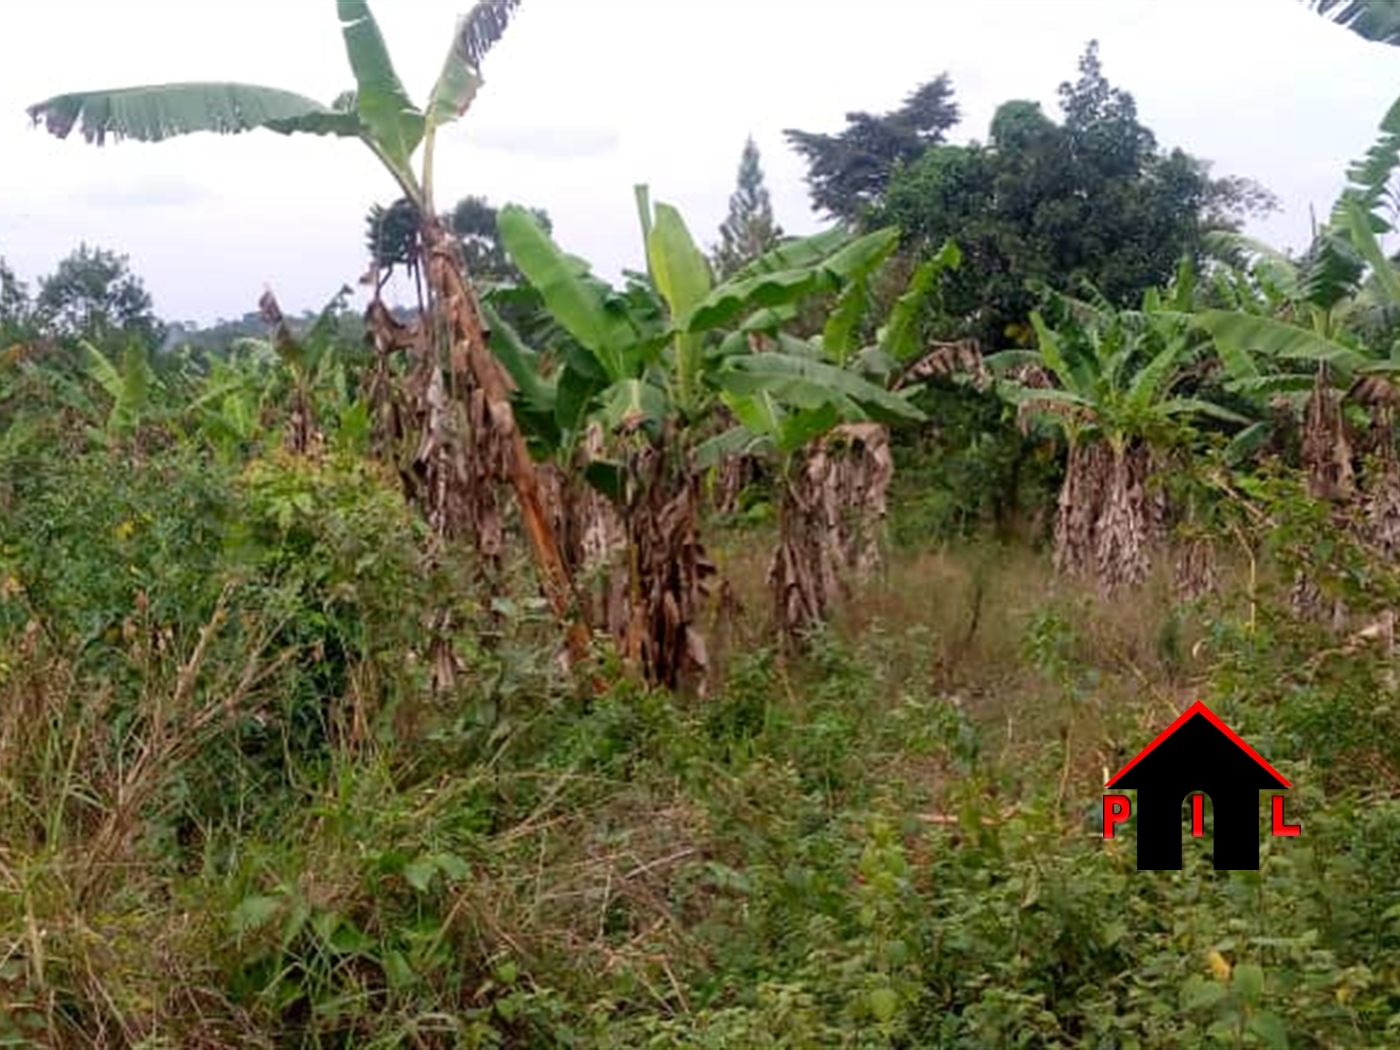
{"left": 713, "top": 136, "right": 783, "bottom": 278}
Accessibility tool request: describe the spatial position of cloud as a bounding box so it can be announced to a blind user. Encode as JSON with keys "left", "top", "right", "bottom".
{"left": 75, "top": 178, "right": 221, "bottom": 209}
{"left": 469, "top": 125, "right": 620, "bottom": 159}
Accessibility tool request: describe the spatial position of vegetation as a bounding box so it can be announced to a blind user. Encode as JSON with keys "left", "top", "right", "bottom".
{"left": 5, "top": 0, "right": 1400, "bottom": 1046}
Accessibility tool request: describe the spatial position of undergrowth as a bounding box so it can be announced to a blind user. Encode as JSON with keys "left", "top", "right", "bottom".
{"left": 2, "top": 442, "right": 1399, "bottom": 1049}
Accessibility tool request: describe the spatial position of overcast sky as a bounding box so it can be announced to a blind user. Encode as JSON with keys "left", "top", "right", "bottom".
{"left": 1, "top": 0, "right": 1398, "bottom": 325}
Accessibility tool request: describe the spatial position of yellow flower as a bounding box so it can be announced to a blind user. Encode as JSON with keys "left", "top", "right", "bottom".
{"left": 1207, "top": 950, "right": 1232, "bottom": 982}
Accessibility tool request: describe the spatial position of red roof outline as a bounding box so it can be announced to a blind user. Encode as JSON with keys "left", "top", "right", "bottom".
{"left": 1105, "top": 700, "right": 1291, "bottom": 789}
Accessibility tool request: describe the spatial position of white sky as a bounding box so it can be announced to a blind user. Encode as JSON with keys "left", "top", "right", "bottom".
{"left": 1, "top": 0, "right": 1398, "bottom": 325}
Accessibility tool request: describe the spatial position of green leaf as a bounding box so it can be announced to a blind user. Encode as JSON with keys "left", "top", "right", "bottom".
{"left": 402, "top": 857, "right": 438, "bottom": 893}
{"left": 722, "top": 389, "right": 784, "bottom": 442}
{"left": 555, "top": 364, "right": 605, "bottom": 439}
{"left": 425, "top": 0, "right": 522, "bottom": 130}
{"left": 1029, "top": 311, "right": 1088, "bottom": 393}
{"left": 1232, "top": 962, "right": 1265, "bottom": 1005}
{"left": 867, "top": 986, "right": 899, "bottom": 1023}
{"left": 1342, "top": 195, "right": 1400, "bottom": 309}
{"left": 384, "top": 950, "right": 415, "bottom": 991}
{"left": 694, "top": 425, "right": 763, "bottom": 469}
{"left": 714, "top": 354, "right": 925, "bottom": 425}
{"left": 1248, "top": 1011, "right": 1289, "bottom": 1050}
{"left": 27, "top": 83, "right": 345, "bottom": 146}
{"left": 481, "top": 300, "right": 556, "bottom": 413}
{"left": 598, "top": 378, "right": 670, "bottom": 432}
{"left": 741, "top": 304, "right": 801, "bottom": 333}
{"left": 1197, "top": 311, "right": 1368, "bottom": 376}
{"left": 1179, "top": 974, "right": 1226, "bottom": 1011}
{"left": 646, "top": 202, "right": 712, "bottom": 413}
{"left": 821, "top": 226, "right": 901, "bottom": 282}
{"left": 337, "top": 0, "right": 425, "bottom": 178}
{"left": 878, "top": 241, "right": 960, "bottom": 363}
{"left": 79, "top": 339, "right": 123, "bottom": 403}
{"left": 686, "top": 269, "right": 821, "bottom": 333}
{"left": 777, "top": 402, "right": 843, "bottom": 455}
{"left": 647, "top": 203, "right": 712, "bottom": 324}
{"left": 498, "top": 205, "right": 638, "bottom": 377}
{"left": 727, "top": 226, "right": 852, "bottom": 280}
{"left": 584, "top": 460, "right": 627, "bottom": 501}
{"left": 823, "top": 279, "right": 870, "bottom": 366}
{"left": 1157, "top": 397, "right": 1253, "bottom": 425}
{"left": 230, "top": 895, "right": 282, "bottom": 935}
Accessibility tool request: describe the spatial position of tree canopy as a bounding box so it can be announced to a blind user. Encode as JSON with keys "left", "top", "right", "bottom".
{"left": 711, "top": 136, "right": 783, "bottom": 279}
{"left": 34, "top": 242, "right": 165, "bottom": 349}
{"left": 783, "top": 74, "right": 960, "bottom": 224}
{"left": 875, "top": 42, "right": 1277, "bottom": 347}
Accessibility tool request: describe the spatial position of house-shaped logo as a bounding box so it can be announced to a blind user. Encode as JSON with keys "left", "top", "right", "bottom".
{"left": 1103, "top": 701, "right": 1300, "bottom": 870}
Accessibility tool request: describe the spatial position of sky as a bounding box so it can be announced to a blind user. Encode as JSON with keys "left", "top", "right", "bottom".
{"left": 1, "top": 0, "right": 1398, "bottom": 325}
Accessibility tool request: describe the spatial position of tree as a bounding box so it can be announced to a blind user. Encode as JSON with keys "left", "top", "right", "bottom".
{"left": 450, "top": 194, "right": 551, "bottom": 281}
{"left": 35, "top": 243, "right": 165, "bottom": 348}
{"left": 784, "top": 74, "right": 960, "bottom": 223}
{"left": 880, "top": 43, "right": 1276, "bottom": 349}
{"left": 712, "top": 137, "right": 783, "bottom": 278}
{"left": 0, "top": 257, "right": 32, "bottom": 341}
{"left": 27, "top": 0, "right": 590, "bottom": 663}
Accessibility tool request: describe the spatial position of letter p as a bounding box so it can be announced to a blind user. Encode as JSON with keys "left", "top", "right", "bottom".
{"left": 1103, "top": 794, "right": 1131, "bottom": 838}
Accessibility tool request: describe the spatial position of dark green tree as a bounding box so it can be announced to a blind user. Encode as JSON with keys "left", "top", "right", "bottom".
{"left": 35, "top": 243, "right": 165, "bottom": 349}
{"left": 0, "top": 257, "right": 32, "bottom": 341}
{"left": 712, "top": 136, "right": 783, "bottom": 278}
{"left": 880, "top": 42, "right": 1277, "bottom": 348}
{"left": 784, "top": 74, "right": 960, "bottom": 223}
{"left": 450, "top": 195, "right": 551, "bottom": 281}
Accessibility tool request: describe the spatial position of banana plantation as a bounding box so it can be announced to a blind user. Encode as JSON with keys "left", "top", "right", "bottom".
{"left": 6, "top": 1, "right": 1400, "bottom": 1046}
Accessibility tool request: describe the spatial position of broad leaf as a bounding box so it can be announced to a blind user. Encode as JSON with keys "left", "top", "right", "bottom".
{"left": 727, "top": 227, "right": 852, "bottom": 281}
{"left": 1157, "top": 397, "right": 1253, "bottom": 425}
{"left": 647, "top": 203, "right": 712, "bottom": 325}
{"left": 714, "top": 354, "right": 925, "bottom": 424}
{"left": 646, "top": 202, "right": 713, "bottom": 414}
{"left": 337, "top": 0, "right": 425, "bottom": 178}
{"left": 776, "top": 402, "right": 843, "bottom": 455}
{"left": 1197, "top": 311, "right": 1369, "bottom": 375}
{"left": 983, "top": 349, "right": 1045, "bottom": 372}
{"left": 480, "top": 300, "right": 556, "bottom": 413}
{"left": 1342, "top": 195, "right": 1400, "bottom": 308}
{"left": 694, "top": 425, "right": 765, "bottom": 469}
{"left": 598, "top": 378, "right": 670, "bottom": 433}
{"left": 686, "top": 270, "right": 820, "bottom": 333}
{"left": 1308, "top": 0, "right": 1400, "bottom": 48}
{"left": 821, "top": 226, "right": 901, "bottom": 283}
{"left": 27, "top": 83, "right": 342, "bottom": 145}
{"left": 878, "top": 239, "right": 961, "bottom": 362}
{"left": 425, "top": 0, "right": 522, "bottom": 130}
{"left": 823, "top": 279, "right": 870, "bottom": 366}
{"left": 741, "top": 303, "right": 801, "bottom": 333}
{"left": 498, "top": 205, "right": 639, "bottom": 378}
{"left": 634, "top": 184, "right": 654, "bottom": 251}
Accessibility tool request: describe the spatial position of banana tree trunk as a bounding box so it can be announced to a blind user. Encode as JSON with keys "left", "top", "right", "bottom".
{"left": 769, "top": 423, "right": 892, "bottom": 645}
{"left": 419, "top": 217, "right": 588, "bottom": 663}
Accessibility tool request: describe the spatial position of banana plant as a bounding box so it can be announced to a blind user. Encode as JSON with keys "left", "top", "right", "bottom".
{"left": 987, "top": 268, "right": 1247, "bottom": 591}
{"left": 494, "top": 195, "right": 920, "bottom": 468}
{"left": 79, "top": 337, "right": 162, "bottom": 441}
{"left": 1306, "top": 0, "right": 1400, "bottom": 48}
{"left": 491, "top": 195, "right": 924, "bottom": 685}
{"left": 27, "top": 0, "right": 590, "bottom": 662}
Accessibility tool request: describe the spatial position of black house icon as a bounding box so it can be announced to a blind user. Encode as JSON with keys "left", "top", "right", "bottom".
{"left": 1106, "top": 701, "right": 1290, "bottom": 870}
